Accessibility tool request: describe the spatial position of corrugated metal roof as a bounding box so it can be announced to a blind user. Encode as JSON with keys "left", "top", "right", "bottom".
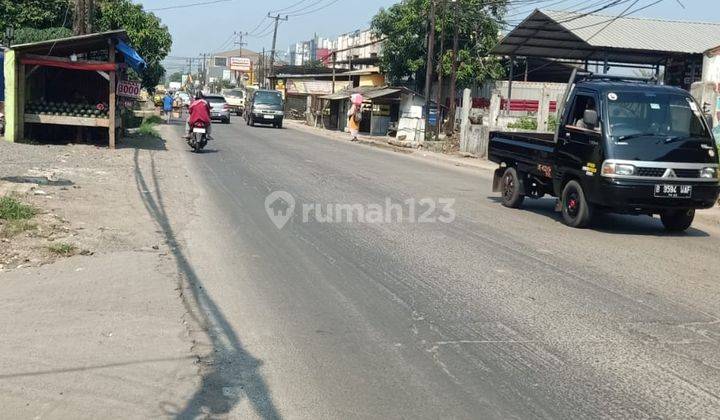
{"left": 11, "top": 30, "right": 128, "bottom": 54}
{"left": 543, "top": 10, "right": 720, "bottom": 54}
{"left": 319, "top": 85, "right": 413, "bottom": 100}
{"left": 364, "top": 87, "right": 400, "bottom": 99}
{"left": 492, "top": 10, "right": 720, "bottom": 64}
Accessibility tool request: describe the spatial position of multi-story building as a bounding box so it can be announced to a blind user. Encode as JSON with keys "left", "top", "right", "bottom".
{"left": 288, "top": 36, "right": 335, "bottom": 66}
{"left": 284, "top": 29, "right": 383, "bottom": 71}
{"left": 333, "top": 29, "right": 381, "bottom": 70}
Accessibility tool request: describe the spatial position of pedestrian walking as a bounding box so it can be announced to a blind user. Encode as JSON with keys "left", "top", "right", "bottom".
{"left": 162, "top": 91, "right": 174, "bottom": 124}
{"left": 347, "top": 104, "right": 361, "bottom": 141}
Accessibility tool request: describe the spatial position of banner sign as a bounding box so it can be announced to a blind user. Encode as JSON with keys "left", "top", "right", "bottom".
{"left": 230, "top": 57, "right": 252, "bottom": 72}
{"left": 286, "top": 79, "right": 350, "bottom": 95}
{"left": 116, "top": 80, "right": 141, "bottom": 99}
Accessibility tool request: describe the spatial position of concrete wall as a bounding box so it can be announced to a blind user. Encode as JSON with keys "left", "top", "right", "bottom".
{"left": 479, "top": 80, "right": 566, "bottom": 105}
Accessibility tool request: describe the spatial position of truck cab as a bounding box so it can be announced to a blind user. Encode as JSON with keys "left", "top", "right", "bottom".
{"left": 489, "top": 74, "right": 720, "bottom": 231}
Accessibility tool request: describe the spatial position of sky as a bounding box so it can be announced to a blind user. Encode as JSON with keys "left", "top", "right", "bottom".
{"left": 134, "top": 0, "right": 717, "bottom": 72}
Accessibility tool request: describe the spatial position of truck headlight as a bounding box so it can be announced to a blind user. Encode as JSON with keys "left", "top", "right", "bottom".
{"left": 700, "top": 167, "right": 718, "bottom": 179}
{"left": 602, "top": 162, "right": 635, "bottom": 176}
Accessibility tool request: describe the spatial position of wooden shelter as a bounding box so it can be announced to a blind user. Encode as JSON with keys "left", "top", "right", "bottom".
{"left": 3, "top": 30, "right": 143, "bottom": 148}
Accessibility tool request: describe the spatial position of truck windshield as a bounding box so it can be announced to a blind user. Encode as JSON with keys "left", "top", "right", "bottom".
{"left": 255, "top": 91, "right": 282, "bottom": 106}
{"left": 224, "top": 89, "right": 243, "bottom": 99}
{"left": 606, "top": 91, "right": 711, "bottom": 143}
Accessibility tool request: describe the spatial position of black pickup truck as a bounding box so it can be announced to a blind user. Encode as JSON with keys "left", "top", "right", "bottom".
{"left": 489, "top": 73, "right": 720, "bottom": 231}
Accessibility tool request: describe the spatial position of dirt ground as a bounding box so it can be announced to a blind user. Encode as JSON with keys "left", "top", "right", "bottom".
{"left": 0, "top": 131, "right": 205, "bottom": 418}
{"left": 0, "top": 138, "right": 160, "bottom": 269}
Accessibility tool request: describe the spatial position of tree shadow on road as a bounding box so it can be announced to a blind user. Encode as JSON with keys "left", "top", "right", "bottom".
{"left": 133, "top": 149, "right": 281, "bottom": 420}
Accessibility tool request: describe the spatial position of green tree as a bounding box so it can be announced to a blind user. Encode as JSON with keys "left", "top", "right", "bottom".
{"left": 371, "top": 0, "right": 506, "bottom": 90}
{"left": 14, "top": 27, "right": 72, "bottom": 44}
{"left": 0, "top": 0, "right": 70, "bottom": 32}
{"left": 95, "top": 0, "right": 172, "bottom": 91}
{"left": 168, "top": 72, "right": 183, "bottom": 83}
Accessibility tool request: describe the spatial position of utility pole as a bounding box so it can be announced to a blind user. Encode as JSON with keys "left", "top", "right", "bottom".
{"left": 436, "top": 0, "right": 446, "bottom": 140}
{"left": 260, "top": 47, "right": 266, "bottom": 88}
{"left": 234, "top": 31, "right": 248, "bottom": 85}
{"left": 234, "top": 31, "right": 248, "bottom": 57}
{"left": 200, "top": 53, "right": 208, "bottom": 89}
{"left": 423, "top": 0, "right": 437, "bottom": 140}
{"left": 446, "top": 0, "right": 460, "bottom": 135}
{"left": 267, "top": 13, "right": 288, "bottom": 86}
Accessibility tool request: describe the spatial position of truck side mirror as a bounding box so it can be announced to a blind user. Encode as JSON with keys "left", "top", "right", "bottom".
{"left": 583, "top": 109, "right": 599, "bottom": 128}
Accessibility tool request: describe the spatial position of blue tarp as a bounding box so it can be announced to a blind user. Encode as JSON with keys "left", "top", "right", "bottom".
{"left": 116, "top": 40, "right": 146, "bottom": 73}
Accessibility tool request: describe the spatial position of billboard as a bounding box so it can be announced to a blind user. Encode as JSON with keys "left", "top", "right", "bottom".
{"left": 230, "top": 57, "right": 252, "bottom": 72}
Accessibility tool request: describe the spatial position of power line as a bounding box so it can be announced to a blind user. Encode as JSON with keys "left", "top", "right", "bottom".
{"left": 585, "top": 0, "right": 664, "bottom": 40}
{"left": 147, "top": 0, "right": 232, "bottom": 12}
{"left": 287, "top": 0, "right": 342, "bottom": 17}
{"left": 247, "top": 16, "right": 270, "bottom": 35}
{"left": 249, "top": 19, "right": 275, "bottom": 37}
{"left": 269, "top": 0, "right": 310, "bottom": 14}
{"left": 283, "top": 0, "right": 326, "bottom": 15}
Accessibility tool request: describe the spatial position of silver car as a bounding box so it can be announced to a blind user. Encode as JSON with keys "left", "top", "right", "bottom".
{"left": 205, "top": 95, "right": 231, "bottom": 124}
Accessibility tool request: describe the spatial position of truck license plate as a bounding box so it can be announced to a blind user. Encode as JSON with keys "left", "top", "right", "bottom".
{"left": 654, "top": 184, "right": 692, "bottom": 198}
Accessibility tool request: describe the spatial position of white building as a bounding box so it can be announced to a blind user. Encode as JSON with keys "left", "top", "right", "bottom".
{"left": 287, "top": 30, "right": 382, "bottom": 69}
{"left": 333, "top": 29, "right": 381, "bottom": 70}
{"left": 288, "top": 36, "right": 335, "bottom": 66}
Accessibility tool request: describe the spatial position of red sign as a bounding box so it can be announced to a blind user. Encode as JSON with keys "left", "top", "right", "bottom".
{"left": 117, "top": 80, "right": 141, "bottom": 99}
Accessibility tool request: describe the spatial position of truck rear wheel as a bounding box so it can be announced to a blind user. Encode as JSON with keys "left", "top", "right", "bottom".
{"left": 561, "top": 180, "right": 593, "bottom": 228}
{"left": 660, "top": 209, "right": 695, "bottom": 232}
{"left": 501, "top": 167, "right": 525, "bottom": 208}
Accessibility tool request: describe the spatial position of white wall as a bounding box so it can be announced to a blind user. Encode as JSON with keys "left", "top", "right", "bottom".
{"left": 702, "top": 51, "right": 720, "bottom": 83}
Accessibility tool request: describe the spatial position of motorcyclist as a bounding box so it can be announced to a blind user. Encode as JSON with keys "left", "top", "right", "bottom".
{"left": 184, "top": 91, "right": 212, "bottom": 140}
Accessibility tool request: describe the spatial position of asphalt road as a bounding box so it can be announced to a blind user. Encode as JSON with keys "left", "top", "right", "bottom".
{"left": 165, "top": 118, "right": 720, "bottom": 419}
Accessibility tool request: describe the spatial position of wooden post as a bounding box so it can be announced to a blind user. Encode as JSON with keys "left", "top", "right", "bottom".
{"left": 331, "top": 52, "right": 336, "bottom": 93}
{"left": 17, "top": 62, "right": 25, "bottom": 141}
{"left": 108, "top": 40, "right": 116, "bottom": 149}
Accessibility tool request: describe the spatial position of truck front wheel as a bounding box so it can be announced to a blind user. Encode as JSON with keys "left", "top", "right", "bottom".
{"left": 561, "top": 180, "right": 593, "bottom": 228}
{"left": 660, "top": 209, "right": 695, "bottom": 232}
{"left": 501, "top": 167, "right": 525, "bottom": 208}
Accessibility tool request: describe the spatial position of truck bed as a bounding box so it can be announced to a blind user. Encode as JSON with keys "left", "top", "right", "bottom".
{"left": 488, "top": 131, "right": 556, "bottom": 167}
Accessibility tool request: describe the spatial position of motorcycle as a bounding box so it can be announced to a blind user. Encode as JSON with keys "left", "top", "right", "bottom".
{"left": 188, "top": 121, "right": 209, "bottom": 152}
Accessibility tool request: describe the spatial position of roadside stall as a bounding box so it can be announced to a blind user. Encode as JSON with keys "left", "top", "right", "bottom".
{"left": 3, "top": 30, "right": 146, "bottom": 148}
{"left": 320, "top": 86, "right": 423, "bottom": 136}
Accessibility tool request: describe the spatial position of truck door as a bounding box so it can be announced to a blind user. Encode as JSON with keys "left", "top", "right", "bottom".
{"left": 557, "top": 92, "right": 602, "bottom": 184}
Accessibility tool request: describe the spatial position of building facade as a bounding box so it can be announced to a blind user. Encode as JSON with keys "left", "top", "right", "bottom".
{"left": 286, "top": 29, "right": 383, "bottom": 70}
